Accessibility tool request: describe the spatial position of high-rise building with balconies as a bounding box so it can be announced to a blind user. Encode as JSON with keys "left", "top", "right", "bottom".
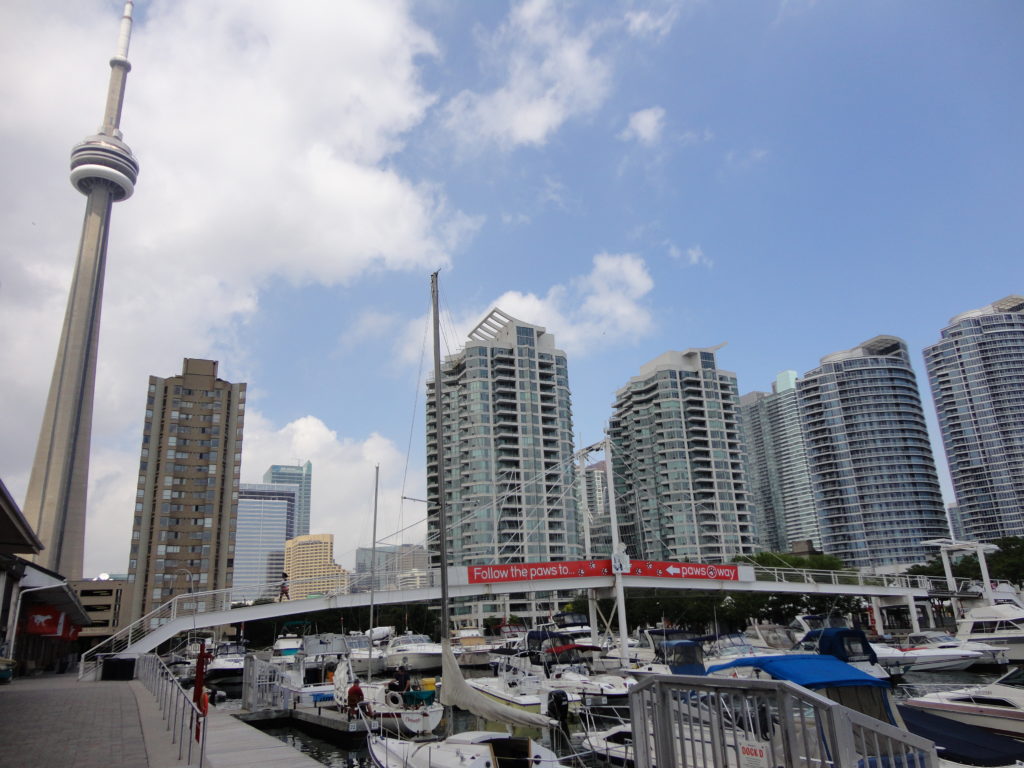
{"left": 426, "top": 308, "right": 580, "bottom": 626}
{"left": 608, "top": 347, "right": 757, "bottom": 563}
{"left": 577, "top": 461, "right": 613, "bottom": 557}
{"left": 797, "top": 336, "right": 947, "bottom": 569}
{"left": 924, "top": 296, "right": 1024, "bottom": 542}
{"left": 740, "top": 371, "right": 819, "bottom": 552}
{"left": 127, "top": 358, "right": 246, "bottom": 623}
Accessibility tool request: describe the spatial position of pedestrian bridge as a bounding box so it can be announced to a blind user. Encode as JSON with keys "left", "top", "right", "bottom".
{"left": 81, "top": 557, "right": 950, "bottom": 674}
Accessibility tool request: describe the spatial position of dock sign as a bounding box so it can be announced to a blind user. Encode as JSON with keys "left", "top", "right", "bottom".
{"left": 466, "top": 558, "right": 739, "bottom": 584}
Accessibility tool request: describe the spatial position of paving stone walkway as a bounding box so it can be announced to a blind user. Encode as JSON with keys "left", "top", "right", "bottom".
{"left": 0, "top": 674, "right": 149, "bottom": 768}
{"left": 0, "top": 672, "right": 322, "bottom": 767}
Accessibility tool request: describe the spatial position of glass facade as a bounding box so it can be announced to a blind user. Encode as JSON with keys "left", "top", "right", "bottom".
{"left": 234, "top": 482, "right": 296, "bottom": 601}
{"left": 608, "top": 348, "right": 757, "bottom": 563}
{"left": 924, "top": 296, "right": 1024, "bottom": 542}
{"left": 263, "top": 461, "right": 312, "bottom": 537}
{"left": 426, "top": 309, "right": 581, "bottom": 626}
{"left": 797, "top": 336, "right": 947, "bottom": 568}
{"left": 740, "top": 371, "right": 819, "bottom": 552}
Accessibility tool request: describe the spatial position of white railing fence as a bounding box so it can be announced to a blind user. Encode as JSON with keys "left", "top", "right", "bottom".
{"left": 135, "top": 653, "right": 207, "bottom": 767}
{"left": 628, "top": 674, "right": 938, "bottom": 768}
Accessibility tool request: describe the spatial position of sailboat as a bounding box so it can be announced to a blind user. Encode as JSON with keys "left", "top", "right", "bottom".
{"left": 365, "top": 272, "right": 572, "bottom": 768}
{"left": 335, "top": 464, "right": 444, "bottom": 736}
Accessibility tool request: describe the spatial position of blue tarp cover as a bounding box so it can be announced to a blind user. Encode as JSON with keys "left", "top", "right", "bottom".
{"left": 800, "top": 628, "right": 879, "bottom": 665}
{"left": 705, "top": 653, "right": 890, "bottom": 689}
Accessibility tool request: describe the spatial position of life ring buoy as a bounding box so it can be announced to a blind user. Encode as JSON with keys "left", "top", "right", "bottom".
{"left": 386, "top": 691, "right": 404, "bottom": 708}
{"left": 201, "top": 690, "right": 210, "bottom": 716}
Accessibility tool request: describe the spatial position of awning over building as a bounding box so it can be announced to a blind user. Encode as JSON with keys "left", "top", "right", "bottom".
{"left": 15, "top": 559, "right": 91, "bottom": 628}
{"left": 0, "top": 477, "right": 43, "bottom": 555}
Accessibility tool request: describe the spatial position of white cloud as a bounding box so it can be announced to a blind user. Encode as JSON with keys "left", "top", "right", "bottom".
{"left": 443, "top": 0, "right": 612, "bottom": 150}
{"left": 0, "top": 0, "right": 464, "bottom": 574}
{"left": 240, "top": 412, "right": 425, "bottom": 570}
{"left": 725, "top": 147, "right": 770, "bottom": 171}
{"left": 624, "top": 4, "right": 683, "bottom": 39}
{"left": 668, "top": 242, "right": 713, "bottom": 268}
{"left": 619, "top": 107, "right": 667, "bottom": 146}
{"left": 397, "top": 254, "right": 656, "bottom": 366}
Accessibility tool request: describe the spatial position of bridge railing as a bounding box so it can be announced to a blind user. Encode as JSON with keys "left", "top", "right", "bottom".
{"left": 79, "top": 570, "right": 423, "bottom": 678}
{"left": 749, "top": 565, "right": 941, "bottom": 591}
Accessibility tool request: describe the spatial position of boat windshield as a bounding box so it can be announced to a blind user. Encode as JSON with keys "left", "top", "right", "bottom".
{"left": 347, "top": 635, "right": 370, "bottom": 649}
{"left": 394, "top": 634, "right": 432, "bottom": 647}
{"left": 998, "top": 667, "right": 1024, "bottom": 688}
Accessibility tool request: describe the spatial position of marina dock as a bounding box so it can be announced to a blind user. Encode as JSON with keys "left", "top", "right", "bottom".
{"left": 0, "top": 673, "right": 323, "bottom": 768}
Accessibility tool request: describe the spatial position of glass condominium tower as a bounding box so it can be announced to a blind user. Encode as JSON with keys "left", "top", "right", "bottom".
{"left": 427, "top": 309, "right": 581, "bottom": 568}
{"left": 924, "top": 296, "right": 1024, "bottom": 542}
{"left": 740, "top": 371, "right": 819, "bottom": 552}
{"left": 797, "top": 336, "right": 947, "bottom": 569}
{"left": 608, "top": 347, "right": 757, "bottom": 563}
{"left": 263, "top": 460, "right": 312, "bottom": 537}
{"left": 234, "top": 482, "right": 297, "bottom": 601}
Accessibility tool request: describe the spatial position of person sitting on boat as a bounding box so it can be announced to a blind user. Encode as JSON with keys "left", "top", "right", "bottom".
{"left": 346, "top": 677, "right": 365, "bottom": 716}
{"left": 387, "top": 665, "right": 411, "bottom": 693}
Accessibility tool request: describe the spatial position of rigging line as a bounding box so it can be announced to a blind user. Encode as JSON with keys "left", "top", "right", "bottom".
{"left": 398, "top": 296, "right": 432, "bottom": 544}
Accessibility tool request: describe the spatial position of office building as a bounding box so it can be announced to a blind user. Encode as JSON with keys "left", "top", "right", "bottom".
{"left": 426, "top": 308, "right": 581, "bottom": 625}
{"left": 354, "top": 544, "right": 429, "bottom": 592}
{"left": 70, "top": 577, "right": 133, "bottom": 643}
{"left": 263, "top": 461, "right": 312, "bottom": 537}
{"left": 924, "top": 296, "right": 1024, "bottom": 542}
{"left": 608, "top": 347, "right": 757, "bottom": 563}
{"left": 740, "top": 371, "right": 819, "bottom": 552}
{"left": 284, "top": 534, "right": 348, "bottom": 598}
{"left": 234, "top": 483, "right": 297, "bottom": 601}
{"left": 22, "top": 4, "right": 140, "bottom": 579}
{"left": 127, "top": 358, "right": 246, "bottom": 623}
{"left": 797, "top": 336, "right": 947, "bottom": 569}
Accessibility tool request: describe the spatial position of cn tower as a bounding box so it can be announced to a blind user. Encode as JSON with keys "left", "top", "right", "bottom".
{"left": 22, "top": 2, "right": 140, "bottom": 578}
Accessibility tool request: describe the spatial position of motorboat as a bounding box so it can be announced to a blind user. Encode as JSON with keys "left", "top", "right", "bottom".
{"left": 203, "top": 640, "right": 248, "bottom": 694}
{"left": 384, "top": 632, "right": 443, "bottom": 672}
{"left": 792, "top": 627, "right": 899, "bottom": 679}
{"left": 705, "top": 653, "right": 1024, "bottom": 768}
{"left": 903, "top": 630, "right": 1009, "bottom": 669}
{"left": 955, "top": 603, "right": 1024, "bottom": 663}
{"left": 876, "top": 642, "right": 982, "bottom": 672}
{"left": 900, "top": 665, "right": 1024, "bottom": 742}
{"left": 467, "top": 658, "right": 583, "bottom": 714}
{"left": 346, "top": 632, "right": 386, "bottom": 676}
{"left": 368, "top": 730, "right": 573, "bottom": 768}
{"left": 450, "top": 627, "right": 504, "bottom": 668}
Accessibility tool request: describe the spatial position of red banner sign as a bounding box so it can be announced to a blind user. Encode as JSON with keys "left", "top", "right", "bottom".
{"left": 627, "top": 560, "right": 739, "bottom": 581}
{"left": 467, "top": 558, "right": 739, "bottom": 584}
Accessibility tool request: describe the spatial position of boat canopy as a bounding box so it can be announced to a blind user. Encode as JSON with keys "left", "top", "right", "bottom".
{"left": 797, "top": 628, "right": 878, "bottom": 665}
{"left": 656, "top": 640, "right": 704, "bottom": 675}
{"left": 706, "top": 653, "right": 889, "bottom": 689}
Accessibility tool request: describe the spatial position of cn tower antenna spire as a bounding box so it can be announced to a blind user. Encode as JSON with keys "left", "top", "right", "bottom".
{"left": 23, "top": 2, "right": 141, "bottom": 578}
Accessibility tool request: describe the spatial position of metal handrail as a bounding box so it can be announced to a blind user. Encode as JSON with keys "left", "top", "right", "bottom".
{"left": 135, "top": 653, "right": 207, "bottom": 766}
{"left": 628, "top": 673, "right": 939, "bottom": 768}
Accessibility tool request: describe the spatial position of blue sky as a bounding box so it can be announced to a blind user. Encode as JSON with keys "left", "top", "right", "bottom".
{"left": 0, "top": 1, "right": 1020, "bottom": 576}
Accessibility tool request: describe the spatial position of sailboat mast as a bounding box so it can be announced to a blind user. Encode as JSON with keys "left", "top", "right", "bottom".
{"left": 431, "top": 272, "right": 452, "bottom": 637}
{"left": 368, "top": 463, "right": 379, "bottom": 681}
